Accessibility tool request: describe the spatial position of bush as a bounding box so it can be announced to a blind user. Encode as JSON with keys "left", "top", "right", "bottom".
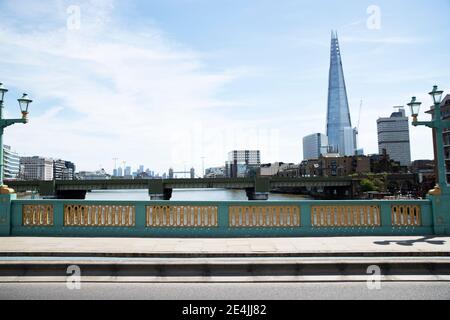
{"left": 360, "top": 178, "right": 377, "bottom": 192}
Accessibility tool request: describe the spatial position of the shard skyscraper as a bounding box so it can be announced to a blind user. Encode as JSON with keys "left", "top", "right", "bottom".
{"left": 326, "top": 31, "right": 356, "bottom": 156}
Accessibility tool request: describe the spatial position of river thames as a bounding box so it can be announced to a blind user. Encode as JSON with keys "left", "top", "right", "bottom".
{"left": 17, "top": 189, "right": 310, "bottom": 200}
{"left": 83, "top": 189, "right": 310, "bottom": 201}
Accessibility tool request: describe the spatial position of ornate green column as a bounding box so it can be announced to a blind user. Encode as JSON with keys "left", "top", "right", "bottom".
{"left": 408, "top": 86, "right": 450, "bottom": 235}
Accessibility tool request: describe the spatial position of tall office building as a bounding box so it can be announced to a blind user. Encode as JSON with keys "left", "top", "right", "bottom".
{"left": 227, "top": 150, "right": 260, "bottom": 165}
{"left": 53, "top": 159, "right": 75, "bottom": 180}
{"left": 326, "top": 31, "right": 357, "bottom": 156}
{"left": 20, "top": 156, "right": 54, "bottom": 181}
{"left": 65, "top": 161, "right": 76, "bottom": 177}
{"left": 377, "top": 107, "right": 411, "bottom": 166}
{"left": 53, "top": 159, "right": 66, "bottom": 180}
{"left": 3, "top": 145, "right": 20, "bottom": 180}
{"left": 226, "top": 150, "right": 261, "bottom": 178}
{"left": 303, "top": 133, "right": 328, "bottom": 160}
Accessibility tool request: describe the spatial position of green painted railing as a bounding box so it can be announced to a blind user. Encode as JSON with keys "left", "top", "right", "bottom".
{"left": 0, "top": 195, "right": 437, "bottom": 237}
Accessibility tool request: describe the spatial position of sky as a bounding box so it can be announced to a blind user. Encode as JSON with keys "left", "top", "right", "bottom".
{"left": 0, "top": 0, "right": 449, "bottom": 175}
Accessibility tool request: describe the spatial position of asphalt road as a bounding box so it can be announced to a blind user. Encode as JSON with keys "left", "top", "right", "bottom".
{"left": 1, "top": 282, "right": 449, "bottom": 300}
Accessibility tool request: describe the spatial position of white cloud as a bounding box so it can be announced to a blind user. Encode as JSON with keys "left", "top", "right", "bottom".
{"left": 0, "top": 0, "right": 258, "bottom": 174}
{"left": 340, "top": 36, "right": 425, "bottom": 45}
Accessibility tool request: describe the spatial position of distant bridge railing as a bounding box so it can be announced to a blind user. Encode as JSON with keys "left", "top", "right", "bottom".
{"left": 2, "top": 198, "right": 435, "bottom": 237}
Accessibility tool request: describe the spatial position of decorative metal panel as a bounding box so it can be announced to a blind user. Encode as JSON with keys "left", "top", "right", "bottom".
{"left": 391, "top": 205, "right": 421, "bottom": 226}
{"left": 22, "top": 204, "right": 54, "bottom": 227}
{"left": 146, "top": 205, "right": 218, "bottom": 227}
{"left": 229, "top": 206, "right": 300, "bottom": 228}
{"left": 64, "top": 205, "right": 135, "bottom": 227}
{"left": 311, "top": 205, "right": 380, "bottom": 227}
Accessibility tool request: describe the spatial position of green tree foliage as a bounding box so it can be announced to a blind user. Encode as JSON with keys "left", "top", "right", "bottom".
{"left": 360, "top": 178, "right": 377, "bottom": 192}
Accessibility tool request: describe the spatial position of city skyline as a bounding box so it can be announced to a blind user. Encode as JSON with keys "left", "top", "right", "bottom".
{"left": 0, "top": 0, "right": 449, "bottom": 173}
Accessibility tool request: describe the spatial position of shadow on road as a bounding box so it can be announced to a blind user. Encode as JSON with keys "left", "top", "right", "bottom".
{"left": 373, "top": 236, "right": 446, "bottom": 246}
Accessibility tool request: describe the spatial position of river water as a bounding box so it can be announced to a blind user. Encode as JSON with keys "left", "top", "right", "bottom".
{"left": 82, "top": 189, "right": 310, "bottom": 201}
{"left": 17, "top": 189, "right": 310, "bottom": 200}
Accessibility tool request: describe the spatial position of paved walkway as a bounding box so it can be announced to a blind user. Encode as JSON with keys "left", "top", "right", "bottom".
{"left": 0, "top": 236, "right": 449, "bottom": 256}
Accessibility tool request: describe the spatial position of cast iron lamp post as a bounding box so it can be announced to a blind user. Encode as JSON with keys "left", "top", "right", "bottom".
{"left": 407, "top": 85, "right": 450, "bottom": 196}
{"left": 407, "top": 85, "right": 450, "bottom": 234}
{"left": 0, "top": 83, "right": 32, "bottom": 194}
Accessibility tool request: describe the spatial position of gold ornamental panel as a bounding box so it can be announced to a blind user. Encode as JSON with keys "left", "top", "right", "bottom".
{"left": 311, "top": 205, "right": 380, "bottom": 227}
{"left": 64, "top": 205, "right": 135, "bottom": 227}
{"left": 391, "top": 205, "right": 421, "bottom": 226}
{"left": 229, "top": 206, "right": 300, "bottom": 228}
{"left": 146, "top": 205, "right": 218, "bottom": 227}
{"left": 22, "top": 204, "right": 54, "bottom": 227}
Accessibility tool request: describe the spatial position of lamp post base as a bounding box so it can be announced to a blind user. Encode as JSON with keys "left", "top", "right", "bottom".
{"left": 428, "top": 185, "right": 442, "bottom": 196}
{"left": 0, "top": 185, "right": 15, "bottom": 194}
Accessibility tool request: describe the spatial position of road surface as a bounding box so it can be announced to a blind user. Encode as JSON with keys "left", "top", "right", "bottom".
{"left": 1, "top": 282, "right": 449, "bottom": 300}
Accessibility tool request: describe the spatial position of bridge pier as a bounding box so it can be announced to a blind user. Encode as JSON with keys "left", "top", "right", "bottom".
{"left": 149, "top": 188, "right": 172, "bottom": 201}
{"left": 56, "top": 190, "right": 87, "bottom": 200}
{"left": 245, "top": 188, "right": 269, "bottom": 200}
{"left": 245, "top": 177, "right": 270, "bottom": 200}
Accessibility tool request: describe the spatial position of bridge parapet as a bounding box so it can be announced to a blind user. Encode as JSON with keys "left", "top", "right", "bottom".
{"left": 1, "top": 196, "right": 443, "bottom": 237}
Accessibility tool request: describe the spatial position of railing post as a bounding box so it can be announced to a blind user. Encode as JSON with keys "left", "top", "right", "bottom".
{"left": 217, "top": 202, "right": 229, "bottom": 236}
{"left": 301, "top": 202, "right": 312, "bottom": 232}
{"left": 379, "top": 201, "right": 392, "bottom": 229}
{"left": 135, "top": 202, "right": 147, "bottom": 235}
{"left": 53, "top": 201, "right": 65, "bottom": 235}
{"left": 428, "top": 194, "right": 450, "bottom": 235}
{"left": 0, "top": 194, "right": 14, "bottom": 236}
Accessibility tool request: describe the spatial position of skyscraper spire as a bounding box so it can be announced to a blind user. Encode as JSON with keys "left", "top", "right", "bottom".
{"left": 326, "top": 31, "right": 356, "bottom": 155}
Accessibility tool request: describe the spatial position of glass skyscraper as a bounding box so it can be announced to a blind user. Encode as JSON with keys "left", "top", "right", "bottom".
{"left": 326, "top": 31, "right": 356, "bottom": 156}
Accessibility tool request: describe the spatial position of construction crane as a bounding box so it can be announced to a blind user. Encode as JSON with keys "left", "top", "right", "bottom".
{"left": 355, "top": 99, "right": 363, "bottom": 135}
{"left": 353, "top": 100, "right": 363, "bottom": 153}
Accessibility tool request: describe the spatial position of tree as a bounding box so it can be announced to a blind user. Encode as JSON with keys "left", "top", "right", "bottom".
{"left": 360, "top": 178, "right": 377, "bottom": 192}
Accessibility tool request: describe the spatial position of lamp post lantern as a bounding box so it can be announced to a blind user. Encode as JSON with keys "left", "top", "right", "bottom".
{"left": 0, "top": 83, "right": 33, "bottom": 194}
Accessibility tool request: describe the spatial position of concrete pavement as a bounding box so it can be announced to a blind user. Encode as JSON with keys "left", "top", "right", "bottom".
{"left": 0, "top": 236, "right": 449, "bottom": 257}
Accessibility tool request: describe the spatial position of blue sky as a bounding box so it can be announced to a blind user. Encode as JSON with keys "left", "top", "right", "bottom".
{"left": 0, "top": 0, "right": 449, "bottom": 174}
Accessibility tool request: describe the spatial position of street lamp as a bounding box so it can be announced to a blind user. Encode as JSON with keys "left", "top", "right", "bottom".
{"left": 407, "top": 85, "right": 450, "bottom": 196}
{"left": 0, "top": 83, "right": 8, "bottom": 102}
{"left": 430, "top": 85, "right": 444, "bottom": 105}
{"left": 0, "top": 83, "right": 33, "bottom": 194}
{"left": 407, "top": 97, "right": 421, "bottom": 122}
{"left": 18, "top": 93, "right": 33, "bottom": 119}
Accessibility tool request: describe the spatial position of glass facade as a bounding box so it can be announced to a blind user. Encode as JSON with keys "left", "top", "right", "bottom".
{"left": 303, "top": 133, "right": 328, "bottom": 160}
{"left": 377, "top": 108, "right": 411, "bottom": 166}
{"left": 326, "top": 31, "right": 355, "bottom": 156}
{"left": 3, "top": 145, "right": 20, "bottom": 179}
